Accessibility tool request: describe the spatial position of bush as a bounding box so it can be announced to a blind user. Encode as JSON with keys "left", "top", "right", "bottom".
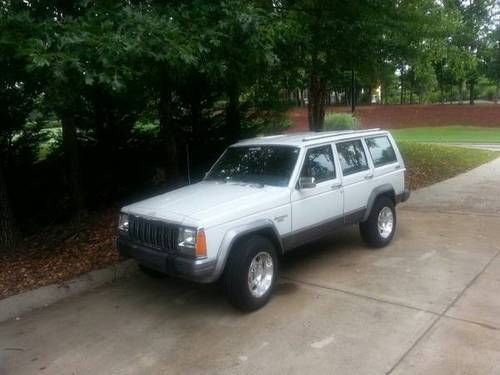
{"left": 323, "top": 113, "right": 359, "bottom": 131}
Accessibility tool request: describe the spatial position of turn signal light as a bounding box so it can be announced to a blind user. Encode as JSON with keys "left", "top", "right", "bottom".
{"left": 195, "top": 229, "right": 207, "bottom": 258}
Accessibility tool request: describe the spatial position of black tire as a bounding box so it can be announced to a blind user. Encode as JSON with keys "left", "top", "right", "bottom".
{"left": 360, "top": 196, "right": 396, "bottom": 248}
{"left": 222, "top": 235, "right": 278, "bottom": 312}
{"left": 138, "top": 264, "right": 166, "bottom": 278}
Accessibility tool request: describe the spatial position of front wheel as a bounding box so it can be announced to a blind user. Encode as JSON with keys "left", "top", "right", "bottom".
{"left": 222, "top": 235, "right": 278, "bottom": 312}
{"left": 360, "top": 196, "right": 396, "bottom": 248}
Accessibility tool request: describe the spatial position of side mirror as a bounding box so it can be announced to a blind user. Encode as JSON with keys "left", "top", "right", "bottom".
{"left": 299, "top": 176, "right": 316, "bottom": 189}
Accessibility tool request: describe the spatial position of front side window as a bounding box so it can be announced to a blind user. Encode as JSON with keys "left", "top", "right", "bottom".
{"left": 336, "top": 139, "right": 369, "bottom": 175}
{"left": 300, "top": 145, "right": 336, "bottom": 183}
{"left": 365, "top": 136, "right": 397, "bottom": 167}
{"left": 205, "top": 145, "right": 300, "bottom": 187}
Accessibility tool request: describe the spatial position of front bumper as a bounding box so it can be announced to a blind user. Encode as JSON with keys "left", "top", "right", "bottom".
{"left": 117, "top": 236, "right": 217, "bottom": 283}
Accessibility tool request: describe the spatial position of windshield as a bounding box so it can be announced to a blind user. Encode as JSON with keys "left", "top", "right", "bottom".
{"left": 206, "top": 145, "right": 300, "bottom": 187}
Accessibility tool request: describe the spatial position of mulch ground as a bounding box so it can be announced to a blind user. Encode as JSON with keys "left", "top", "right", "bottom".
{"left": 0, "top": 209, "right": 119, "bottom": 300}
{"left": 288, "top": 104, "right": 500, "bottom": 131}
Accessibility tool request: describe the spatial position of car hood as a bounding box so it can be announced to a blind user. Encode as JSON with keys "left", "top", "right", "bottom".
{"left": 122, "top": 181, "right": 290, "bottom": 228}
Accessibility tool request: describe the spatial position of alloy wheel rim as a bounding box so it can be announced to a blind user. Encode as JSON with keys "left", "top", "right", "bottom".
{"left": 377, "top": 207, "right": 394, "bottom": 239}
{"left": 248, "top": 251, "right": 274, "bottom": 298}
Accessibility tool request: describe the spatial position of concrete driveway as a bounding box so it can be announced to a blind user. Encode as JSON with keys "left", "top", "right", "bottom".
{"left": 2, "top": 159, "right": 500, "bottom": 375}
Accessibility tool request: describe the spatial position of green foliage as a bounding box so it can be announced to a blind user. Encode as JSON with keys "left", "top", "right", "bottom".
{"left": 481, "top": 25, "right": 500, "bottom": 101}
{"left": 392, "top": 126, "right": 500, "bottom": 143}
{"left": 323, "top": 113, "right": 358, "bottom": 131}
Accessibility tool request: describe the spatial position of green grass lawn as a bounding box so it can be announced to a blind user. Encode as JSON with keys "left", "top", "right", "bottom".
{"left": 391, "top": 126, "right": 500, "bottom": 144}
{"left": 397, "top": 141, "right": 499, "bottom": 190}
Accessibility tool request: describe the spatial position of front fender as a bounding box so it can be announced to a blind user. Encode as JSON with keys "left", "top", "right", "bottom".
{"left": 209, "top": 219, "right": 283, "bottom": 282}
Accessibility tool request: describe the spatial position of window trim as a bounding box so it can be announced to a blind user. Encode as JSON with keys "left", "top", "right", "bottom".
{"left": 298, "top": 144, "right": 337, "bottom": 185}
{"left": 335, "top": 138, "right": 370, "bottom": 177}
{"left": 365, "top": 136, "right": 398, "bottom": 168}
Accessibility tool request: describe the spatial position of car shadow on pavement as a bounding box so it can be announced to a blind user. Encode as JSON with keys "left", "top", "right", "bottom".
{"left": 112, "top": 224, "right": 368, "bottom": 318}
{"left": 280, "top": 225, "right": 364, "bottom": 271}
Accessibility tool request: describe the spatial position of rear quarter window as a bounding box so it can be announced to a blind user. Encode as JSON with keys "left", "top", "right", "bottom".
{"left": 365, "top": 136, "right": 397, "bottom": 167}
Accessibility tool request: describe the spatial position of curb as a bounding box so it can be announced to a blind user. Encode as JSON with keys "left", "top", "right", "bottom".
{"left": 0, "top": 260, "right": 139, "bottom": 323}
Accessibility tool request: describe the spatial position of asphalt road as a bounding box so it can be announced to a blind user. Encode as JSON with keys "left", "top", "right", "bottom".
{"left": 1, "top": 158, "right": 500, "bottom": 375}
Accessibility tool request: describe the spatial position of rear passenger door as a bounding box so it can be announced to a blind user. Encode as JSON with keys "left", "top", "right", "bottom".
{"left": 291, "top": 144, "right": 343, "bottom": 232}
{"left": 335, "top": 139, "right": 373, "bottom": 222}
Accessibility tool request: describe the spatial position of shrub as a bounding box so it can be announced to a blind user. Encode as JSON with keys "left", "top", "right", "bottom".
{"left": 323, "top": 113, "right": 359, "bottom": 131}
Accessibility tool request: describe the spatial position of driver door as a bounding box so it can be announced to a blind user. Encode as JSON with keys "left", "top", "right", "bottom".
{"left": 290, "top": 144, "right": 343, "bottom": 240}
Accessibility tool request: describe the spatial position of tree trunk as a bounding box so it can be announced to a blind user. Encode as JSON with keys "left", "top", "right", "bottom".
{"left": 295, "top": 89, "right": 301, "bottom": 107}
{"left": 307, "top": 72, "right": 327, "bottom": 131}
{"left": 351, "top": 68, "right": 356, "bottom": 113}
{"left": 226, "top": 81, "right": 241, "bottom": 142}
{"left": 495, "top": 80, "right": 499, "bottom": 104}
{"left": 0, "top": 163, "right": 17, "bottom": 252}
{"left": 458, "top": 81, "right": 464, "bottom": 104}
{"left": 159, "top": 84, "right": 181, "bottom": 187}
{"left": 469, "top": 82, "right": 475, "bottom": 105}
{"left": 61, "top": 114, "right": 85, "bottom": 219}
{"left": 190, "top": 88, "right": 203, "bottom": 142}
{"left": 400, "top": 68, "right": 404, "bottom": 105}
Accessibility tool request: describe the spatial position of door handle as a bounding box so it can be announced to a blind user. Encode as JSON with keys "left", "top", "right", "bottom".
{"left": 394, "top": 165, "right": 401, "bottom": 170}
{"left": 364, "top": 174, "right": 373, "bottom": 180}
{"left": 331, "top": 183, "right": 341, "bottom": 190}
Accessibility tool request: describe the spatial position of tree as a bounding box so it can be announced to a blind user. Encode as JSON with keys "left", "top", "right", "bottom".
{"left": 0, "top": 8, "right": 41, "bottom": 250}
{"left": 279, "top": 0, "right": 448, "bottom": 129}
{"left": 27, "top": 1, "right": 148, "bottom": 214}
{"left": 0, "top": 162, "right": 17, "bottom": 251}
{"left": 482, "top": 26, "right": 500, "bottom": 103}
{"left": 444, "top": 0, "right": 495, "bottom": 104}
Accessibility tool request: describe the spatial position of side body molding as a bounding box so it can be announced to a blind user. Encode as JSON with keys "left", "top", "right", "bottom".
{"left": 362, "top": 183, "right": 396, "bottom": 222}
{"left": 210, "top": 219, "right": 284, "bottom": 282}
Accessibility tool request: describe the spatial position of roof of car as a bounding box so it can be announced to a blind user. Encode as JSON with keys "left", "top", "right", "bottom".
{"left": 233, "top": 129, "right": 389, "bottom": 147}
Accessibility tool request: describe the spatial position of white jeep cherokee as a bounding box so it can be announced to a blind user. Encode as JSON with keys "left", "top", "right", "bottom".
{"left": 117, "top": 129, "right": 410, "bottom": 311}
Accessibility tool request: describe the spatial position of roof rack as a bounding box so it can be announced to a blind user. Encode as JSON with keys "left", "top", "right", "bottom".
{"left": 302, "top": 128, "right": 381, "bottom": 142}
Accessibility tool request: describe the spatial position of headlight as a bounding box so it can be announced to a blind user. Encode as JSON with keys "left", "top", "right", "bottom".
{"left": 178, "top": 227, "right": 196, "bottom": 248}
{"left": 178, "top": 227, "right": 207, "bottom": 258}
{"left": 118, "top": 213, "right": 129, "bottom": 232}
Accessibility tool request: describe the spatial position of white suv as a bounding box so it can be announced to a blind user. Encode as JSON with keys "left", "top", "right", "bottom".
{"left": 117, "top": 129, "right": 410, "bottom": 311}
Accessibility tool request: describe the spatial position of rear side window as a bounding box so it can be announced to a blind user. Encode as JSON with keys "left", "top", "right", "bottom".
{"left": 366, "top": 136, "right": 397, "bottom": 167}
{"left": 300, "top": 145, "right": 336, "bottom": 183}
{"left": 336, "top": 140, "right": 369, "bottom": 176}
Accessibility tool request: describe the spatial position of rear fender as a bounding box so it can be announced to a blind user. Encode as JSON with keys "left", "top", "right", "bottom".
{"left": 363, "top": 184, "right": 396, "bottom": 222}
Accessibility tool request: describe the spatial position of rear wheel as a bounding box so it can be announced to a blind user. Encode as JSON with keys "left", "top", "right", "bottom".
{"left": 360, "top": 196, "right": 396, "bottom": 248}
{"left": 222, "top": 235, "right": 278, "bottom": 312}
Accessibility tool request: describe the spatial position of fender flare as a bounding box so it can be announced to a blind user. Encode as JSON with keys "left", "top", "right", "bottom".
{"left": 210, "top": 219, "right": 283, "bottom": 282}
{"left": 362, "top": 184, "right": 396, "bottom": 222}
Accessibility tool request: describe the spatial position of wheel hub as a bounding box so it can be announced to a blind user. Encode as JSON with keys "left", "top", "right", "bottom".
{"left": 248, "top": 252, "right": 274, "bottom": 298}
{"left": 377, "top": 206, "right": 394, "bottom": 239}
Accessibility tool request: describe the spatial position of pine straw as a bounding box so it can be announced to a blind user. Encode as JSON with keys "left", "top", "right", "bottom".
{"left": 0, "top": 209, "right": 120, "bottom": 299}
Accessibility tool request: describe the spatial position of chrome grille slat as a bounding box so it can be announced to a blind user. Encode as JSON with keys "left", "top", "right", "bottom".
{"left": 128, "top": 215, "right": 178, "bottom": 251}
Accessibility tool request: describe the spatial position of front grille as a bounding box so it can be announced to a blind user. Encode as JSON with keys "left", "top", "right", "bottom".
{"left": 128, "top": 215, "right": 179, "bottom": 251}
